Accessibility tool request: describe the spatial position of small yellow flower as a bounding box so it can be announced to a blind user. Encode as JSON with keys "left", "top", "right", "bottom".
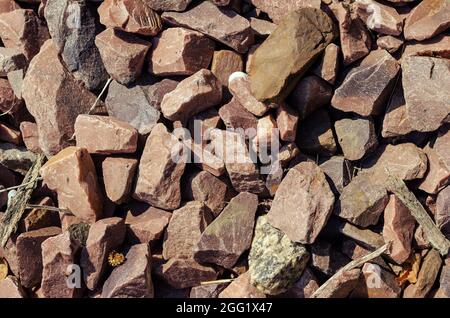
{"left": 108, "top": 251, "right": 125, "bottom": 267}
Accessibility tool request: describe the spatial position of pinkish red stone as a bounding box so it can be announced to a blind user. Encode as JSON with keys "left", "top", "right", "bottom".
{"left": 98, "top": 0, "right": 162, "bottom": 36}
{"left": 160, "top": 258, "right": 217, "bottom": 289}
{"left": 147, "top": 0, "right": 192, "bottom": 11}
{"left": 162, "top": 1, "right": 253, "bottom": 54}
{"left": 102, "top": 157, "right": 138, "bottom": 204}
{"left": 75, "top": 115, "right": 138, "bottom": 155}
{"left": 418, "top": 143, "right": 450, "bottom": 194}
{"left": 19, "top": 122, "right": 41, "bottom": 154}
{"left": 377, "top": 36, "right": 404, "bottom": 54}
{"left": 254, "top": 114, "right": 277, "bottom": 151}
{"left": 149, "top": 27, "right": 214, "bottom": 76}
{"left": 211, "top": 50, "right": 244, "bottom": 87}
{"left": 319, "top": 156, "right": 352, "bottom": 194}
{"left": 312, "top": 43, "right": 340, "bottom": 85}
{"left": 182, "top": 139, "right": 226, "bottom": 177}
{"left": 21, "top": 197, "right": 60, "bottom": 232}
{"left": 161, "top": 69, "right": 222, "bottom": 122}
{"left": 81, "top": 217, "right": 126, "bottom": 290}
{"left": 311, "top": 240, "right": 350, "bottom": 276}
{"left": 0, "top": 276, "right": 26, "bottom": 298}
{"left": 381, "top": 81, "right": 413, "bottom": 138}
{"left": 436, "top": 186, "right": 450, "bottom": 237}
{"left": 40, "top": 147, "right": 104, "bottom": 223}
{"left": 280, "top": 268, "right": 319, "bottom": 298}
{"left": 41, "top": 232, "right": 83, "bottom": 298}
{"left": 250, "top": 17, "right": 276, "bottom": 37}
{"left": 190, "top": 283, "right": 228, "bottom": 298}
{"left": 354, "top": 0, "right": 403, "bottom": 36}
{"left": 101, "top": 243, "right": 154, "bottom": 298}
{"left": 95, "top": 28, "right": 151, "bottom": 85}
{"left": 219, "top": 272, "right": 266, "bottom": 298}
{"left": 133, "top": 123, "right": 186, "bottom": 210}
{"left": 0, "top": 0, "right": 19, "bottom": 14}
{"left": 218, "top": 98, "right": 258, "bottom": 132}
{"left": 353, "top": 263, "right": 401, "bottom": 298}
{"left": 403, "top": 34, "right": 450, "bottom": 59}
{"left": 312, "top": 268, "right": 362, "bottom": 298}
{"left": 0, "top": 78, "right": 22, "bottom": 115}
{"left": 276, "top": 103, "right": 298, "bottom": 142}
{"left": 268, "top": 161, "right": 335, "bottom": 244}
{"left": 228, "top": 72, "right": 269, "bottom": 116}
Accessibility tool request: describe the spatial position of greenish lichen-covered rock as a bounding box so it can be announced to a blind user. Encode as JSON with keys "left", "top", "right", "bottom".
{"left": 248, "top": 215, "right": 310, "bottom": 295}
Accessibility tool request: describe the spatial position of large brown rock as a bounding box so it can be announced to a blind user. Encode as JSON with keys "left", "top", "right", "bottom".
{"left": 163, "top": 201, "right": 213, "bottom": 260}
{"left": 133, "top": 123, "right": 186, "bottom": 210}
{"left": 98, "top": 0, "right": 162, "bottom": 36}
{"left": 41, "top": 232, "right": 82, "bottom": 298}
{"left": 95, "top": 28, "right": 151, "bottom": 85}
{"left": 149, "top": 27, "right": 214, "bottom": 76}
{"left": 161, "top": 69, "right": 222, "bottom": 122}
{"left": 248, "top": 0, "right": 321, "bottom": 24}
{"left": 402, "top": 56, "right": 450, "bottom": 132}
{"left": 195, "top": 192, "right": 258, "bottom": 268}
{"left": 101, "top": 243, "right": 153, "bottom": 298}
{"left": 268, "top": 161, "right": 335, "bottom": 244}
{"left": 404, "top": 0, "right": 450, "bottom": 41}
{"left": 162, "top": 1, "right": 253, "bottom": 53}
{"left": 75, "top": 115, "right": 138, "bottom": 155}
{"left": 249, "top": 8, "right": 336, "bottom": 103}
{"left": 40, "top": 147, "right": 104, "bottom": 223}
{"left": 22, "top": 40, "right": 98, "bottom": 156}
{"left": 102, "top": 157, "right": 138, "bottom": 204}
{"left": 81, "top": 217, "right": 126, "bottom": 291}
{"left": 331, "top": 50, "right": 400, "bottom": 116}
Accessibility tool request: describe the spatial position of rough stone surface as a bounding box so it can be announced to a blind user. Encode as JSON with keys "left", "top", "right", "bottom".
{"left": 0, "top": 47, "right": 26, "bottom": 76}
{"left": 0, "top": 122, "right": 21, "bottom": 145}
{"left": 21, "top": 197, "right": 60, "bottom": 232}
{"left": 353, "top": 263, "right": 401, "bottom": 298}
{"left": 268, "top": 161, "right": 335, "bottom": 244}
{"left": 312, "top": 43, "right": 340, "bottom": 85}
{"left": 332, "top": 50, "right": 400, "bottom": 116}
{"left": 355, "top": 0, "right": 403, "bottom": 36}
{"left": 161, "top": 69, "right": 222, "bottom": 122}
{"left": 40, "top": 146, "right": 103, "bottom": 223}
{"left": 160, "top": 258, "right": 217, "bottom": 289}
{"left": 219, "top": 272, "right": 266, "bottom": 298}
{"left": 190, "top": 283, "right": 227, "bottom": 298}
{"left": 149, "top": 27, "right": 214, "bottom": 76}
{"left": 280, "top": 268, "right": 319, "bottom": 298}
{"left": 102, "top": 157, "right": 138, "bottom": 204}
{"left": 297, "top": 109, "right": 337, "bottom": 155}
{"left": 228, "top": 72, "right": 268, "bottom": 116}
{"left": 81, "top": 217, "right": 125, "bottom": 290}
{"left": 250, "top": 17, "right": 276, "bottom": 38}
{"left": 382, "top": 80, "right": 413, "bottom": 138}
{"left": 22, "top": 40, "right": 97, "bottom": 156}
{"left": 0, "top": 77, "right": 22, "bottom": 115}
{"left": 377, "top": 36, "right": 404, "bottom": 54}
{"left": 0, "top": 276, "right": 26, "bottom": 298}
{"left": 436, "top": 186, "right": 450, "bottom": 237}
{"left": 162, "top": 1, "right": 253, "bottom": 53}
{"left": 319, "top": 156, "right": 352, "bottom": 194}
{"left": 249, "top": 0, "right": 321, "bottom": 24}
{"left": 195, "top": 192, "right": 258, "bottom": 268}
{"left": 95, "top": 28, "right": 151, "bottom": 85}
{"left": 311, "top": 240, "right": 349, "bottom": 276}
{"left": 402, "top": 56, "right": 450, "bottom": 132}
{"left": 249, "top": 216, "right": 310, "bottom": 295}
{"left": 418, "top": 143, "right": 450, "bottom": 194}
{"left": 163, "top": 201, "right": 213, "bottom": 260}
{"left": 403, "top": 34, "right": 450, "bottom": 59}
{"left": 249, "top": 8, "right": 336, "bottom": 103}
{"left": 313, "top": 268, "right": 362, "bottom": 298}
{"left": 218, "top": 98, "right": 258, "bottom": 132}
{"left": 147, "top": 0, "right": 192, "bottom": 12}
{"left": 438, "top": 256, "right": 450, "bottom": 297}
{"left": 211, "top": 50, "right": 244, "bottom": 87}
{"left": 134, "top": 123, "right": 186, "bottom": 210}
{"left": 101, "top": 243, "right": 154, "bottom": 298}
{"left": 276, "top": 103, "right": 298, "bottom": 142}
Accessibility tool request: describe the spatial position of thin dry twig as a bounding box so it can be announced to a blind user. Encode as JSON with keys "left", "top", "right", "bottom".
{"left": 200, "top": 278, "right": 235, "bottom": 286}
{"left": 0, "top": 177, "right": 43, "bottom": 194}
{"left": 25, "top": 204, "right": 71, "bottom": 214}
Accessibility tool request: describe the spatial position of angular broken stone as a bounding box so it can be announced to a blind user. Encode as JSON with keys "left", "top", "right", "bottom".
{"left": 332, "top": 50, "right": 400, "bottom": 116}
{"left": 144, "top": 79, "right": 179, "bottom": 112}
{"left": 319, "top": 156, "right": 352, "bottom": 194}
{"left": 95, "top": 28, "right": 151, "bottom": 85}
{"left": 335, "top": 171, "right": 389, "bottom": 228}
{"left": 228, "top": 72, "right": 269, "bottom": 117}
{"left": 254, "top": 114, "right": 277, "bottom": 151}
{"left": 354, "top": 0, "right": 403, "bottom": 36}
{"left": 0, "top": 143, "right": 36, "bottom": 175}
{"left": 18, "top": 122, "right": 40, "bottom": 154}
{"left": 162, "top": 1, "right": 253, "bottom": 54}
{"left": 276, "top": 103, "right": 298, "bottom": 142}
{"left": 313, "top": 268, "right": 362, "bottom": 298}
{"left": 184, "top": 171, "right": 229, "bottom": 217}
{"left": 0, "top": 276, "right": 26, "bottom": 298}
{"left": 102, "top": 157, "right": 138, "bottom": 204}
{"left": 41, "top": 232, "right": 82, "bottom": 298}
{"left": 147, "top": 0, "right": 192, "bottom": 12}
{"left": 149, "top": 27, "right": 214, "bottom": 76}
{"left": 101, "top": 243, "right": 154, "bottom": 298}
{"left": 383, "top": 195, "right": 416, "bottom": 264}
{"left": 0, "top": 0, "right": 19, "bottom": 14}
{"left": 335, "top": 116, "right": 378, "bottom": 161}
{"left": 436, "top": 186, "right": 450, "bottom": 237}
{"left": 402, "top": 56, "right": 450, "bottom": 132}
{"left": 125, "top": 203, "right": 172, "bottom": 244}
{"left": 0, "top": 122, "right": 21, "bottom": 145}
{"left": 382, "top": 80, "right": 414, "bottom": 138}
{"left": 44, "top": 0, "right": 108, "bottom": 90}
{"left": 249, "top": 0, "right": 321, "bottom": 24}
{"left": 0, "top": 78, "right": 22, "bottom": 115}
{"left": 161, "top": 69, "right": 222, "bottom": 122}
{"left": 312, "top": 43, "right": 340, "bottom": 85}
{"left": 211, "top": 50, "right": 244, "bottom": 87}
{"left": 268, "top": 161, "right": 335, "bottom": 244}
{"left": 133, "top": 123, "right": 186, "bottom": 210}
{"left": 377, "top": 36, "right": 404, "bottom": 54}
{"left": 297, "top": 109, "right": 337, "bottom": 155}
{"left": 280, "top": 268, "right": 320, "bottom": 298}
{"left": 403, "top": 34, "right": 450, "bottom": 59}
{"left": 22, "top": 40, "right": 98, "bottom": 156}
{"left": 21, "top": 197, "right": 60, "bottom": 232}
{"left": 0, "top": 47, "right": 26, "bottom": 76}
{"left": 188, "top": 108, "right": 221, "bottom": 146}
{"left": 190, "top": 283, "right": 228, "bottom": 298}
{"left": 0, "top": 9, "right": 50, "bottom": 61}
{"left": 403, "top": 249, "right": 442, "bottom": 298}
{"left": 163, "top": 201, "right": 213, "bottom": 260}
{"left": 75, "top": 115, "right": 138, "bottom": 155}
{"left": 195, "top": 192, "right": 258, "bottom": 268}
{"left": 219, "top": 272, "right": 266, "bottom": 298}
{"left": 288, "top": 75, "right": 333, "bottom": 120}
{"left": 210, "top": 129, "right": 266, "bottom": 194}
{"left": 105, "top": 80, "right": 161, "bottom": 135}
{"left": 40, "top": 147, "right": 104, "bottom": 223}
{"left": 249, "top": 8, "right": 336, "bottom": 103}
{"left": 250, "top": 17, "right": 276, "bottom": 38}
{"left": 98, "top": 0, "right": 162, "bottom": 36}
{"left": 218, "top": 98, "right": 258, "bottom": 132}
{"left": 182, "top": 140, "right": 226, "bottom": 177}
{"left": 249, "top": 216, "right": 310, "bottom": 295}
{"left": 160, "top": 258, "right": 217, "bottom": 289}
{"left": 16, "top": 227, "right": 61, "bottom": 289}
{"left": 419, "top": 146, "right": 450, "bottom": 195}
{"left": 81, "top": 217, "right": 126, "bottom": 291}
{"left": 353, "top": 263, "right": 401, "bottom": 298}
{"left": 404, "top": 0, "right": 450, "bottom": 41}
{"left": 311, "top": 240, "right": 349, "bottom": 276}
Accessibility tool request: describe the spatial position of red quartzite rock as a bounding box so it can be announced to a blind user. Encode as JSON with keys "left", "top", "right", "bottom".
{"left": 311, "top": 240, "right": 350, "bottom": 276}
{"left": 40, "top": 147, "right": 104, "bottom": 223}
{"left": 21, "top": 197, "right": 60, "bottom": 232}
{"left": 436, "top": 186, "right": 450, "bottom": 237}
{"left": 160, "top": 258, "right": 217, "bottom": 289}
{"left": 149, "top": 27, "right": 214, "bottom": 76}
{"left": 276, "top": 103, "right": 298, "bottom": 142}
{"left": 381, "top": 80, "right": 413, "bottom": 138}
{"left": 161, "top": 69, "right": 222, "bottom": 123}
{"left": 19, "top": 122, "right": 40, "bottom": 154}
{"left": 95, "top": 28, "right": 151, "bottom": 85}
{"left": 353, "top": 263, "right": 401, "bottom": 298}
{"left": 228, "top": 72, "right": 269, "bottom": 117}
{"left": 312, "top": 268, "right": 362, "bottom": 298}
{"left": 195, "top": 192, "right": 258, "bottom": 268}
{"left": 102, "top": 157, "right": 138, "bottom": 204}
{"left": 319, "top": 156, "right": 352, "bottom": 194}
{"left": 162, "top": 1, "right": 253, "bottom": 54}
{"left": 101, "top": 243, "right": 154, "bottom": 298}
{"left": 218, "top": 98, "right": 258, "bottom": 132}
{"left": 22, "top": 40, "right": 98, "bottom": 156}
{"left": 403, "top": 34, "right": 450, "bottom": 59}
{"left": 133, "top": 123, "right": 186, "bottom": 210}
{"left": 312, "top": 43, "right": 340, "bottom": 85}
{"left": 190, "top": 283, "right": 228, "bottom": 298}
{"left": 0, "top": 0, "right": 19, "bottom": 14}
{"left": 75, "top": 115, "right": 138, "bottom": 155}
{"left": 377, "top": 36, "right": 404, "bottom": 54}
{"left": 418, "top": 142, "right": 450, "bottom": 194}
{"left": 0, "top": 78, "right": 22, "bottom": 115}
{"left": 81, "top": 217, "right": 126, "bottom": 291}
{"left": 354, "top": 0, "right": 403, "bottom": 36}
